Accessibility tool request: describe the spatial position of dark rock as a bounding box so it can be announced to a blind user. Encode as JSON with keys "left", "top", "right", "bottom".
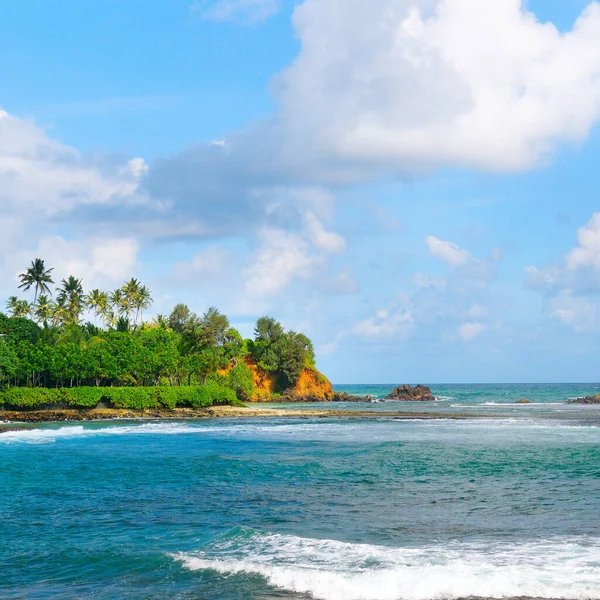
{"left": 330, "top": 392, "right": 376, "bottom": 403}
{"left": 568, "top": 394, "right": 600, "bottom": 405}
{"left": 387, "top": 384, "right": 434, "bottom": 402}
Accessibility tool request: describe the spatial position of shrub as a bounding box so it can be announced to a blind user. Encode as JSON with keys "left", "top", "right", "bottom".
{"left": 61, "top": 387, "right": 106, "bottom": 408}
{"left": 0, "top": 384, "right": 238, "bottom": 410}
{"left": 0, "top": 387, "right": 61, "bottom": 408}
{"left": 103, "top": 387, "right": 158, "bottom": 410}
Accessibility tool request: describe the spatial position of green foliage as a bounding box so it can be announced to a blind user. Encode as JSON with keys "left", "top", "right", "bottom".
{"left": 0, "top": 384, "right": 239, "bottom": 410}
{"left": 0, "top": 313, "right": 41, "bottom": 343}
{"left": 106, "top": 387, "right": 157, "bottom": 409}
{"left": 224, "top": 362, "right": 255, "bottom": 400}
{"left": 0, "top": 387, "right": 62, "bottom": 408}
{"left": 250, "top": 317, "right": 316, "bottom": 391}
{"left": 1, "top": 260, "right": 318, "bottom": 400}
{"left": 186, "top": 381, "right": 237, "bottom": 408}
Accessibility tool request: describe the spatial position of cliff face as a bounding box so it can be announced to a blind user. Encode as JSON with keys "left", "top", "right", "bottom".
{"left": 242, "top": 357, "right": 333, "bottom": 402}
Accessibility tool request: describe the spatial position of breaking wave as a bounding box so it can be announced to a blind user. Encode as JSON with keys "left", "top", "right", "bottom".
{"left": 172, "top": 528, "right": 600, "bottom": 600}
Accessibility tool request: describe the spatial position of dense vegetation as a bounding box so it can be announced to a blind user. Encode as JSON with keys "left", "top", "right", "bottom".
{"left": 0, "top": 259, "right": 317, "bottom": 408}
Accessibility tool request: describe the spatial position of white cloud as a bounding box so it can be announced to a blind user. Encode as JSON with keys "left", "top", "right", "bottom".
{"left": 272, "top": 0, "right": 600, "bottom": 176}
{"left": 243, "top": 227, "right": 320, "bottom": 297}
{"left": 426, "top": 236, "right": 473, "bottom": 266}
{"left": 174, "top": 246, "right": 236, "bottom": 280}
{"left": 527, "top": 213, "right": 600, "bottom": 332}
{"left": 352, "top": 305, "right": 414, "bottom": 342}
{"left": 528, "top": 212, "right": 600, "bottom": 294}
{"left": 0, "top": 110, "right": 146, "bottom": 217}
{"left": 8, "top": 236, "right": 139, "bottom": 291}
{"left": 565, "top": 212, "right": 600, "bottom": 271}
{"left": 548, "top": 293, "right": 597, "bottom": 333}
{"left": 193, "top": 0, "right": 281, "bottom": 23}
{"left": 303, "top": 210, "right": 347, "bottom": 253}
{"left": 459, "top": 321, "right": 486, "bottom": 341}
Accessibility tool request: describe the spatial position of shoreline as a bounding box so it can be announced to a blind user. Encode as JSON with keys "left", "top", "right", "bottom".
{"left": 0, "top": 405, "right": 489, "bottom": 425}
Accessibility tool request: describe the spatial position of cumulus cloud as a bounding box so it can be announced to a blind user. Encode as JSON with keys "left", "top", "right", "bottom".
{"left": 426, "top": 236, "right": 473, "bottom": 266}
{"left": 527, "top": 213, "right": 600, "bottom": 332}
{"left": 527, "top": 212, "right": 600, "bottom": 295}
{"left": 352, "top": 305, "right": 415, "bottom": 343}
{"left": 0, "top": 110, "right": 146, "bottom": 218}
{"left": 243, "top": 227, "right": 319, "bottom": 297}
{"left": 547, "top": 293, "right": 597, "bottom": 333}
{"left": 273, "top": 0, "right": 600, "bottom": 177}
{"left": 192, "top": 0, "right": 281, "bottom": 23}
{"left": 8, "top": 236, "right": 139, "bottom": 290}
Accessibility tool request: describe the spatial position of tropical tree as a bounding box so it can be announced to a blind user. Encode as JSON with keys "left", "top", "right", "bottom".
{"left": 122, "top": 278, "right": 141, "bottom": 322}
{"left": 57, "top": 276, "right": 85, "bottom": 325}
{"left": 86, "top": 289, "right": 110, "bottom": 327}
{"left": 109, "top": 288, "right": 126, "bottom": 321}
{"left": 135, "top": 285, "right": 153, "bottom": 324}
{"left": 6, "top": 296, "right": 31, "bottom": 318}
{"left": 51, "top": 298, "right": 68, "bottom": 327}
{"left": 18, "top": 258, "right": 54, "bottom": 303}
{"left": 34, "top": 294, "right": 53, "bottom": 326}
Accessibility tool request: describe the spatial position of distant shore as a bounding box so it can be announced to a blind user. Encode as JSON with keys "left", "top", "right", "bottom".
{"left": 0, "top": 405, "right": 489, "bottom": 424}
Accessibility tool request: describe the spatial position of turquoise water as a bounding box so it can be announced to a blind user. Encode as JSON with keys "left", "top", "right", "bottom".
{"left": 3, "top": 383, "right": 600, "bottom": 599}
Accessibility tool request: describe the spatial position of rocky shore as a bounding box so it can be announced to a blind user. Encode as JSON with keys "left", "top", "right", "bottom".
{"left": 568, "top": 394, "right": 600, "bottom": 405}
{"left": 0, "top": 405, "right": 488, "bottom": 424}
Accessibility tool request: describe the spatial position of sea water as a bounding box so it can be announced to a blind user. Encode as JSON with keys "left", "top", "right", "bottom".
{"left": 2, "top": 383, "right": 600, "bottom": 599}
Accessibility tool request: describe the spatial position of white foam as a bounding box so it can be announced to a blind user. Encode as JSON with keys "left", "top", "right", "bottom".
{"left": 0, "top": 422, "right": 205, "bottom": 444}
{"left": 172, "top": 530, "right": 600, "bottom": 600}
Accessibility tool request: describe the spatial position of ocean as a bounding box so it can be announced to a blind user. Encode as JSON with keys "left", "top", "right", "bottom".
{"left": 2, "top": 383, "right": 600, "bottom": 599}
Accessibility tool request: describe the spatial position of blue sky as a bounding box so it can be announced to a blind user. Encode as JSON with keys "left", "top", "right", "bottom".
{"left": 2, "top": 0, "right": 600, "bottom": 383}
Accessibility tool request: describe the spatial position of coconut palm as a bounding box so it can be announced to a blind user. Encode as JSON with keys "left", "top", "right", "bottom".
{"left": 6, "top": 296, "right": 31, "bottom": 318}
{"left": 18, "top": 259, "right": 54, "bottom": 303}
{"left": 122, "top": 278, "right": 141, "bottom": 322}
{"left": 135, "top": 285, "right": 153, "bottom": 324}
{"left": 57, "top": 276, "right": 85, "bottom": 325}
{"left": 86, "top": 289, "right": 109, "bottom": 327}
{"left": 51, "top": 298, "right": 68, "bottom": 327}
{"left": 34, "top": 294, "right": 53, "bottom": 326}
{"left": 109, "top": 288, "right": 126, "bottom": 319}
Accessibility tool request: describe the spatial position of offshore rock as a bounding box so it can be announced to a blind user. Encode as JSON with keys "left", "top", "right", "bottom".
{"left": 568, "top": 394, "right": 600, "bottom": 405}
{"left": 515, "top": 398, "right": 531, "bottom": 404}
{"left": 387, "top": 384, "right": 434, "bottom": 402}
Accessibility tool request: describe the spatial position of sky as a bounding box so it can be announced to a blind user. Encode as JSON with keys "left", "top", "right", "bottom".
{"left": 2, "top": 0, "right": 600, "bottom": 383}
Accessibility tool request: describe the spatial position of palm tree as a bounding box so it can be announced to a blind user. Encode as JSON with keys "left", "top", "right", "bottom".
{"left": 135, "top": 285, "right": 153, "bottom": 324}
{"left": 57, "top": 276, "right": 84, "bottom": 325}
{"left": 6, "top": 296, "right": 31, "bottom": 318}
{"left": 51, "top": 298, "right": 68, "bottom": 327}
{"left": 86, "top": 289, "right": 109, "bottom": 327}
{"left": 108, "top": 288, "right": 126, "bottom": 322}
{"left": 34, "top": 294, "right": 53, "bottom": 326}
{"left": 122, "top": 278, "right": 141, "bottom": 322}
{"left": 18, "top": 259, "right": 54, "bottom": 303}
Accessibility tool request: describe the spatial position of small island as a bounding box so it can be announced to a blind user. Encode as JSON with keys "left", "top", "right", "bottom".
{"left": 0, "top": 258, "right": 341, "bottom": 421}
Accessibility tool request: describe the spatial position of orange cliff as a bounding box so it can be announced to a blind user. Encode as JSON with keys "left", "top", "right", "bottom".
{"left": 221, "top": 356, "right": 335, "bottom": 402}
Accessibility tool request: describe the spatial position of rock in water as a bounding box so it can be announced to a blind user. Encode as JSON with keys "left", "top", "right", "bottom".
{"left": 515, "top": 398, "right": 530, "bottom": 404}
{"left": 568, "top": 394, "right": 600, "bottom": 405}
{"left": 386, "top": 384, "right": 434, "bottom": 401}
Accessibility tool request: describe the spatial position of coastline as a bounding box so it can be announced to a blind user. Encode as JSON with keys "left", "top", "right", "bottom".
{"left": 0, "top": 405, "right": 488, "bottom": 424}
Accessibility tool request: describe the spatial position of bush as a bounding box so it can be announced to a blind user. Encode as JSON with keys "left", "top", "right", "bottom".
{"left": 0, "top": 384, "right": 239, "bottom": 410}
{"left": 61, "top": 387, "right": 106, "bottom": 408}
{"left": 0, "top": 387, "right": 61, "bottom": 408}
{"left": 104, "top": 387, "right": 158, "bottom": 410}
